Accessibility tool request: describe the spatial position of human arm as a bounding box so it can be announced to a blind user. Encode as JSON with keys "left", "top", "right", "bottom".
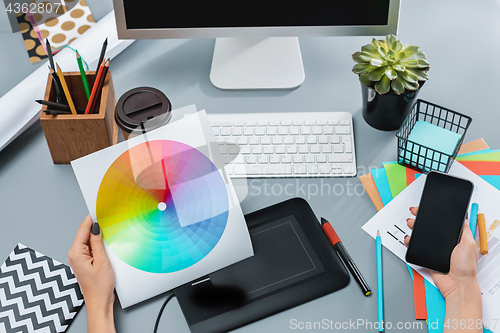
{"left": 405, "top": 207, "right": 482, "bottom": 333}
{"left": 67, "top": 215, "right": 116, "bottom": 333}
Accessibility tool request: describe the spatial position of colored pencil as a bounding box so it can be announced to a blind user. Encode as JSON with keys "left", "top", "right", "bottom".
{"left": 90, "top": 59, "right": 109, "bottom": 114}
{"left": 85, "top": 60, "right": 105, "bottom": 114}
{"left": 56, "top": 64, "right": 77, "bottom": 115}
{"left": 43, "top": 109, "right": 72, "bottom": 115}
{"left": 376, "top": 231, "right": 384, "bottom": 333}
{"left": 478, "top": 214, "right": 488, "bottom": 255}
{"left": 94, "top": 38, "right": 108, "bottom": 87}
{"left": 48, "top": 68, "right": 66, "bottom": 104}
{"left": 46, "top": 39, "right": 55, "bottom": 72}
{"left": 470, "top": 203, "right": 479, "bottom": 237}
{"left": 76, "top": 51, "right": 91, "bottom": 100}
{"left": 321, "top": 217, "right": 371, "bottom": 296}
{"left": 36, "top": 100, "right": 84, "bottom": 114}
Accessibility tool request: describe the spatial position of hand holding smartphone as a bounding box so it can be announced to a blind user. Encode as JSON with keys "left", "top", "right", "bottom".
{"left": 406, "top": 171, "right": 473, "bottom": 273}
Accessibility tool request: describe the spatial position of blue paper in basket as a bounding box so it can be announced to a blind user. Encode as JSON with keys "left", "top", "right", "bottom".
{"left": 401, "top": 121, "right": 462, "bottom": 172}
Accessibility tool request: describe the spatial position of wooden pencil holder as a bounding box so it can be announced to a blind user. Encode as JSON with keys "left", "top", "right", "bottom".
{"left": 40, "top": 71, "right": 118, "bottom": 164}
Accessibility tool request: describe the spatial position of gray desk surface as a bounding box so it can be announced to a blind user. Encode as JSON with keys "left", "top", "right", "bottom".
{"left": 1, "top": 0, "right": 499, "bottom": 332}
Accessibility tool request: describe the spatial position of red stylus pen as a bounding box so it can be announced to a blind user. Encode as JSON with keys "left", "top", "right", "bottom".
{"left": 321, "top": 217, "right": 371, "bottom": 296}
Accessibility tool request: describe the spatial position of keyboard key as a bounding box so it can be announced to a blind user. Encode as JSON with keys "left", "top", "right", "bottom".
{"left": 275, "top": 146, "right": 286, "bottom": 154}
{"left": 211, "top": 121, "right": 221, "bottom": 127}
{"left": 220, "top": 128, "right": 231, "bottom": 136}
{"left": 272, "top": 137, "right": 282, "bottom": 145}
{"left": 301, "top": 127, "right": 311, "bottom": 135}
{"left": 234, "top": 155, "right": 245, "bottom": 164}
{"left": 257, "top": 121, "right": 268, "bottom": 126}
{"left": 318, "top": 136, "right": 328, "bottom": 144}
{"left": 246, "top": 156, "right": 257, "bottom": 164}
{"left": 321, "top": 145, "right": 332, "bottom": 153}
{"left": 278, "top": 128, "right": 288, "bottom": 135}
{"left": 340, "top": 120, "right": 350, "bottom": 125}
{"left": 328, "top": 154, "right": 353, "bottom": 163}
{"left": 305, "top": 120, "right": 315, "bottom": 126}
{"left": 243, "top": 128, "right": 254, "bottom": 136}
{"left": 328, "top": 120, "right": 338, "bottom": 126}
{"left": 305, "top": 155, "right": 315, "bottom": 163}
{"left": 317, "top": 155, "right": 327, "bottom": 163}
{"left": 281, "top": 121, "right": 292, "bottom": 126}
{"left": 270, "top": 156, "right": 280, "bottom": 164}
{"left": 312, "top": 127, "right": 322, "bottom": 135}
{"left": 294, "top": 165, "right": 307, "bottom": 174}
{"left": 245, "top": 121, "right": 256, "bottom": 126}
{"left": 255, "top": 128, "right": 265, "bottom": 135}
{"left": 298, "top": 146, "right": 309, "bottom": 154}
{"left": 269, "top": 121, "right": 280, "bottom": 126}
{"left": 293, "top": 155, "right": 304, "bottom": 163}
{"left": 261, "top": 137, "right": 271, "bottom": 145}
{"left": 213, "top": 128, "right": 220, "bottom": 136}
{"left": 225, "top": 165, "right": 233, "bottom": 175}
{"left": 324, "top": 127, "right": 334, "bottom": 135}
{"left": 232, "top": 128, "right": 242, "bottom": 136}
{"left": 219, "top": 145, "right": 227, "bottom": 154}
{"left": 333, "top": 144, "right": 343, "bottom": 153}
{"left": 336, "top": 126, "right": 351, "bottom": 134}
{"left": 308, "top": 165, "right": 319, "bottom": 174}
{"left": 331, "top": 168, "right": 342, "bottom": 174}
{"left": 331, "top": 164, "right": 342, "bottom": 170}
{"left": 329, "top": 135, "right": 340, "bottom": 144}
{"left": 287, "top": 146, "right": 297, "bottom": 154}
{"left": 319, "top": 165, "right": 330, "bottom": 174}
{"left": 284, "top": 137, "right": 294, "bottom": 144}
{"left": 343, "top": 165, "right": 356, "bottom": 175}
{"left": 316, "top": 120, "right": 327, "bottom": 126}
{"left": 289, "top": 127, "right": 300, "bottom": 135}
{"left": 222, "top": 122, "right": 232, "bottom": 127}
{"left": 223, "top": 156, "right": 233, "bottom": 164}
{"left": 240, "top": 146, "right": 251, "bottom": 154}
{"left": 344, "top": 138, "right": 353, "bottom": 153}
{"left": 233, "top": 121, "right": 244, "bottom": 127}
{"left": 281, "top": 155, "right": 292, "bottom": 163}
{"left": 237, "top": 137, "right": 248, "bottom": 145}
{"left": 249, "top": 137, "right": 260, "bottom": 145}
{"left": 263, "top": 146, "right": 274, "bottom": 154}
{"left": 310, "top": 146, "right": 320, "bottom": 154}
{"left": 252, "top": 146, "right": 262, "bottom": 154}
{"left": 228, "top": 146, "right": 239, "bottom": 155}
{"left": 296, "top": 137, "right": 306, "bottom": 144}
{"left": 258, "top": 155, "right": 268, "bottom": 164}
{"left": 226, "top": 138, "right": 236, "bottom": 144}
{"left": 307, "top": 136, "right": 317, "bottom": 144}
{"left": 292, "top": 120, "right": 303, "bottom": 126}
{"left": 266, "top": 127, "right": 277, "bottom": 135}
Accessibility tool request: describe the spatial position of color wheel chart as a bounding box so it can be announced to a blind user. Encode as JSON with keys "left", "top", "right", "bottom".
{"left": 96, "top": 140, "right": 229, "bottom": 273}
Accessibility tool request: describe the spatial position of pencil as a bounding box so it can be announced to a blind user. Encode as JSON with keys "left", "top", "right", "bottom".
{"left": 46, "top": 39, "right": 55, "bottom": 72}
{"left": 36, "top": 100, "right": 84, "bottom": 113}
{"left": 49, "top": 68, "right": 66, "bottom": 105}
{"left": 478, "top": 214, "right": 488, "bottom": 255}
{"left": 94, "top": 38, "right": 108, "bottom": 87}
{"left": 469, "top": 203, "right": 479, "bottom": 238}
{"left": 90, "top": 59, "right": 109, "bottom": 114}
{"left": 43, "top": 109, "right": 72, "bottom": 115}
{"left": 56, "top": 64, "right": 77, "bottom": 115}
{"left": 376, "top": 231, "right": 384, "bottom": 333}
{"left": 76, "top": 51, "right": 91, "bottom": 100}
{"left": 85, "top": 60, "right": 105, "bottom": 114}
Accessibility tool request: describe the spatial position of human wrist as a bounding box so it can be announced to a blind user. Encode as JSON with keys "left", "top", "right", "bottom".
{"left": 444, "top": 279, "right": 482, "bottom": 323}
{"left": 86, "top": 300, "right": 115, "bottom": 333}
{"left": 444, "top": 278, "right": 481, "bottom": 302}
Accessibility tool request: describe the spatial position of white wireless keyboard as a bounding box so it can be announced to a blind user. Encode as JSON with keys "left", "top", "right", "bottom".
{"left": 209, "top": 112, "right": 357, "bottom": 178}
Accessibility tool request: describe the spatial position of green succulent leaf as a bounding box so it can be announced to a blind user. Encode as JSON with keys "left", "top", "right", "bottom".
{"left": 372, "top": 38, "right": 380, "bottom": 49}
{"left": 400, "top": 59, "right": 419, "bottom": 68}
{"left": 385, "top": 67, "right": 398, "bottom": 80}
{"left": 395, "top": 52, "right": 406, "bottom": 62}
{"left": 352, "top": 63, "right": 377, "bottom": 75}
{"left": 417, "top": 59, "right": 430, "bottom": 68}
{"left": 406, "top": 52, "right": 426, "bottom": 61}
{"left": 360, "top": 45, "right": 384, "bottom": 60}
{"left": 401, "top": 45, "right": 419, "bottom": 57}
{"left": 406, "top": 68, "right": 428, "bottom": 81}
{"left": 368, "top": 66, "right": 387, "bottom": 81}
{"left": 370, "top": 59, "right": 384, "bottom": 67}
{"left": 391, "top": 76, "right": 405, "bottom": 95}
{"left": 359, "top": 73, "right": 372, "bottom": 86}
{"left": 375, "top": 75, "right": 391, "bottom": 94}
{"left": 386, "top": 34, "right": 397, "bottom": 50}
{"left": 401, "top": 77, "right": 419, "bottom": 91}
{"left": 394, "top": 41, "right": 403, "bottom": 53}
{"left": 387, "top": 50, "right": 395, "bottom": 59}
{"left": 401, "top": 70, "right": 419, "bottom": 83}
{"left": 393, "top": 64, "right": 405, "bottom": 72}
{"left": 352, "top": 52, "right": 367, "bottom": 63}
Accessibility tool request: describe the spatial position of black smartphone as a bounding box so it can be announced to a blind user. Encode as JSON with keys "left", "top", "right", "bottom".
{"left": 406, "top": 171, "right": 473, "bottom": 273}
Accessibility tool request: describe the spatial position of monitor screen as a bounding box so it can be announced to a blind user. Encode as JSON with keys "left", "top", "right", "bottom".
{"left": 123, "top": 0, "right": 390, "bottom": 30}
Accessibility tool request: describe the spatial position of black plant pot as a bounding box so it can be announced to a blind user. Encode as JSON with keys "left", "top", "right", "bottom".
{"left": 361, "top": 83, "right": 423, "bottom": 131}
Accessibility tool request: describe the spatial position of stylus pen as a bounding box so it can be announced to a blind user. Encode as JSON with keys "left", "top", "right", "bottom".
{"left": 320, "top": 218, "right": 371, "bottom": 296}
{"left": 376, "top": 231, "right": 384, "bottom": 333}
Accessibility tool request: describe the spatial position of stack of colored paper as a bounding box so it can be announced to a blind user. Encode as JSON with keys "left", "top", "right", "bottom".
{"left": 359, "top": 139, "right": 499, "bottom": 333}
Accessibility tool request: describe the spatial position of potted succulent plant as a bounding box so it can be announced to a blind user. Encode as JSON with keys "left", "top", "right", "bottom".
{"left": 352, "top": 35, "right": 430, "bottom": 131}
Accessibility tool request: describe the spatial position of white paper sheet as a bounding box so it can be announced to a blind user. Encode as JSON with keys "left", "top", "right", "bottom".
{"left": 71, "top": 110, "right": 253, "bottom": 308}
{"left": 362, "top": 162, "right": 500, "bottom": 332}
{"left": 0, "top": 11, "right": 134, "bottom": 152}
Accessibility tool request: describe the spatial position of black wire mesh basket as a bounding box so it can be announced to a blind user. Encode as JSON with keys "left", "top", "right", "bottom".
{"left": 396, "top": 100, "right": 472, "bottom": 174}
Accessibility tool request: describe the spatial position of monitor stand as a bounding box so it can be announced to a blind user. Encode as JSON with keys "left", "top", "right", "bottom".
{"left": 210, "top": 37, "right": 305, "bottom": 90}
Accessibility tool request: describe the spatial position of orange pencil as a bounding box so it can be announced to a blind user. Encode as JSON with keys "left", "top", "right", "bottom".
{"left": 56, "top": 64, "right": 77, "bottom": 115}
{"left": 85, "top": 60, "right": 105, "bottom": 114}
{"left": 88, "top": 59, "right": 109, "bottom": 114}
{"left": 478, "top": 214, "right": 488, "bottom": 255}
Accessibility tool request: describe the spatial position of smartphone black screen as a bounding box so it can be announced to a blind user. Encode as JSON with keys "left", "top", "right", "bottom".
{"left": 406, "top": 172, "right": 473, "bottom": 273}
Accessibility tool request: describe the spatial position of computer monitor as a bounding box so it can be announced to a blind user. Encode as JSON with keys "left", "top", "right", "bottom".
{"left": 112, "top": 0, "right": 400, "bottom": 90}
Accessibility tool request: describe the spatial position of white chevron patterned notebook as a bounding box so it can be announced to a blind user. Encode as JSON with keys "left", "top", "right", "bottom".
{"left": 0, "top": 244, "right": 84, "bottom": 333}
